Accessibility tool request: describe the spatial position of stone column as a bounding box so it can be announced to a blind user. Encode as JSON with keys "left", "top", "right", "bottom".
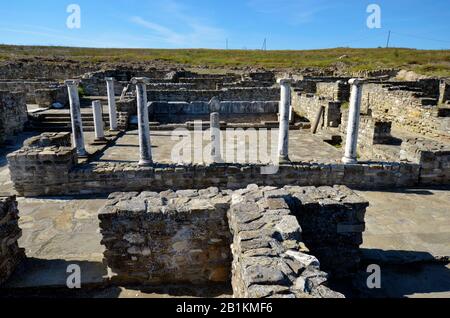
{"left": 92, "top": 100, "right": 106, "bottom": 143}
{"left": 106, "top": 77, "right": 118, "bottom": 131}
{"left": 210, "top": 112, "right": 222, "bottom": 162}
{"left": 65, "top": 80, "right": 87, "bottom": 157}
{"left": 132, "top": 77, "right": 152, "bottom": 166}
{"left": 277, "top": 79, "right": 292, "bottom": 162}
{"left": 342, "top": 79, "right": 365, "bottom": 164}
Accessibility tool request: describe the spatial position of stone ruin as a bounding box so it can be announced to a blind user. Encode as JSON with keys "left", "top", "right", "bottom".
{"left": 98, "top": 184, "right": 367, "bottom": 298}
{"left": 0, "top": 61, "right": 449, "bottom": 298}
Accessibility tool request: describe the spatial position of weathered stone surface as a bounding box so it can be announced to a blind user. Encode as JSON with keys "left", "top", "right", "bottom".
{"left": 0, "top": 196, "right": 25, "bottom": 286}
{"left": 0, "top": 91, "right": 27, "bottom": 144}
{"left": 98, "top": 190, "right": 232, "bottom": 285}
{"left": 228, "top": 184, "right": 345, "bottom": 298}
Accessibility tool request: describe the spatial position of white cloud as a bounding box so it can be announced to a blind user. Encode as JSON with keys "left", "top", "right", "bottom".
{"left": 130, "top": 0, "right": 226, "bottom": 47}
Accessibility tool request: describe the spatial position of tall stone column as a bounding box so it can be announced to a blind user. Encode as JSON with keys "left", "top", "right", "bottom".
{"left": 92, "top": 100, "right": 106, "bottom": 143}
{"left": 105, "top": 77, "right": 118, "bottom": 131}
{"left": 65, "top": 80, "right": 87, "bottom": 157}
{"left": 277, "top": 79, "right": 292, "bottom": 162}
{"left": 342, "top": 79, "right": 365, "bottom": 164}
{"left": 132, "top": 77, "right": 152, "bottom": 166}
{"left": 210, "top": 112, "right": 222, "bottom": 163}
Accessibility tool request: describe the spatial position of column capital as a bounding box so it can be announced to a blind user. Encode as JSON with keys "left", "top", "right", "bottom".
{"left": 65, "top": 79, "right": 80, "bottom": 86}
{"left": 105, "top": 77, "right": 115, "bottom": 82}
{"left": 348, "top": 78, "right": 366, "bottom": 86}
{"left": 277, "top": 78, "right": 293, "bottom": 85}
{"left": 131, "top": 77, "right": 150, "bottom": 85}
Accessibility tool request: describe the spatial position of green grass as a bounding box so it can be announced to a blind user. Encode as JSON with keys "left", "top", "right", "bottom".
{"left": 0, "top": 45, "right": 449, "bottom": 77}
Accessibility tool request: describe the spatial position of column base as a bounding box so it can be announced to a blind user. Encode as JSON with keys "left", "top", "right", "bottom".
{"left": 77, "top": 151, "right": 89, "bottom": 159}
{"left": 278, "top": 155, "right": 291, "bottom": 164}
{"left": 138, "top": 159, "right": 153, "bottom": 167}
{"left": 91, "top": 138, "right": 108, "bottom": 145}
{"left": 342, "top": 156, "right": 357, "bottom": 164}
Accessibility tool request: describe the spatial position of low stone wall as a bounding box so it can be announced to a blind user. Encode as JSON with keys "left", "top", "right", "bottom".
{"left": 292, "top": 92, "right": 341, "bottom": 128}
{"left": 147, "top": 88, "right": 280, "bottom": 102}
{"left": 34, "top": 86, "right": 68, "bottom": 107}
{"left": 439, "top": 80, "right": 450, "bottom": 104}
{"left": 150, "top": 101, "right": 278, "bottom": 115}
{"left": 0, "top": 80, "right": 61, "bottom": 104}
{"left": 316, "top": 82, "right": 350, "bottom": 102}
{"left": 99, "top": 184, "right": 358, "bottom": 297}
{"left": 400, "top": 138, "right": 450, "bottom": 185}
{"left": 229, "top": 185, "right": 344, "bottom": 298}
{"left": 287, "top": 186, "right": 368, "bottom": 277}
{"left": 7, "top": 146, "right": 77, "bottom": 191}
{"left": 341, "top": 112, "right": 394, "bottom": 158}
{"left": 361, "top": 83, "right": 448, "bottom": 139}
{"left": 99, "top": 189, "right": 232, "bottom": 284}
{"left": 8, "top": 148, "right": 420, "bottom": 197}
{"left": 0, "top": 196, "right": 25, "bottom": 286}
{"left": 0, "top": 91, "right": 28, "bottom": 144}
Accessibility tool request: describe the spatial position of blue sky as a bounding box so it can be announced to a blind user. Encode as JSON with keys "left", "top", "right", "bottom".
{"left": 0, "top": 0, "right": 449, "bottom": 50}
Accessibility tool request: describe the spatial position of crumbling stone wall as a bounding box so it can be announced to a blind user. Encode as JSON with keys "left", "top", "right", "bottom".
{"left": 292, "top": 92, "right": 341, "bottom": 128}
{"left": 229, "top": 185, "right": 344, "bottom": 298}
{"left": 361, "top": 83, "right": 448, "bottom": 138}
{"left": 34, "top": 86, "right": 68, "bottom": 107}
{"left": 287, "top": 186, "right": 368, "bottom": 277}
{"left": 439, "top": 80, "right": 450, "bottom": 104}
{"left": 400, "top": 138, "right": 450, "bottom": 185}
{"left": 99, "top": 185, "right": 363, "bottom": 297}
{"left": 7, "top": 145, "right": 77, "bottom": 193}
{"left": 0, "top": 91, "right": 28, "bottom": 144}
{"left": 99, "top": 189, "right": 232, "bottom": 284}
{"left": 316, "top": 82, "right": 350, "bottom": 102}
{"left": 341, "top": 112, "right": 393, "bottom": 158}
{"left": 0, "top": 196, "right": 25, "bottom": 286}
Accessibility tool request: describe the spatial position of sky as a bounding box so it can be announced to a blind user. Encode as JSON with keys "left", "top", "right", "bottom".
{"left": 0, "top": 0, "right": 449, "bottom": 50}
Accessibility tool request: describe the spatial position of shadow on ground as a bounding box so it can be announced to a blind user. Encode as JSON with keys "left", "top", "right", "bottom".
{"left": 330, "top": 249, "right": 450, "bottom": 298}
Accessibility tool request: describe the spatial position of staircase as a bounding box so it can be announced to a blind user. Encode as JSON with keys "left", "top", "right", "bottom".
{"left": 28, "top": 112, "right": 111, "bottom": 132}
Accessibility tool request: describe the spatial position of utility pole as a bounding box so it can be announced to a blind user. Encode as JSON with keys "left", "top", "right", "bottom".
{"left": 226, "top": 38, "right": 228, "bottom": 50}
{"left": 386, "top": 30, "right": 391, "bottom": 48}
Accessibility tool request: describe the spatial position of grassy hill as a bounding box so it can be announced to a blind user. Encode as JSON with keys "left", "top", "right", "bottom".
{"left": 0, "top": 45, "right": 449, "bottom": 77}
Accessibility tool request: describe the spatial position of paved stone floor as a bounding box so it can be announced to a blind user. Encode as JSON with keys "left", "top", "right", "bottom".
{"left": 0, "top": 132, "right": 449, "bottom": 297}
{"left": 97, "top": 129, "right": 342, "bottom": 164}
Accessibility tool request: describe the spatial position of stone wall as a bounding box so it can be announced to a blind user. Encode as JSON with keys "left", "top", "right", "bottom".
{"left": 23, "top": 132, "right": 71, "bottom": 148}
{"left": 316, "top": 82, "right": 350, "bottom": 102}
{"left": 99, "top": 189, "right": 232, "bottom": 285}
{"left": 229, "top": 185, "right": 344, "bottom": 298}
{"left": 98, "top": 184, "right": 361, "bottom": 297}
{"left": 34, "top": 86, "right": 68, "bottom": 107}
{"left": 287, "top": 186, "right": 368, "bottom": 277}
{"left": 400, "top": 138, "right": 450, "bottom": 185}
{"left": 7, "top": 145, "right": 77, "bottom": 191}
{"left": 341, "top": 112, "right": 394, "bottom": 157}
{"left": 0, "top": 91, "right": 28, "bottom": 144}
{"left": 361, "top": 83, "right": 448, "bottom": 138}
{"left": 8, "top": 140, "right": 421, "bottom": 196}
{"left": 0, "top": 196, "right": 25, "bottom": 286}
{"left": 292, "top": 92, "right": 341, "bottom": 128}
{"left": 439, "top": 80, "right": 450, "bottom": 104}
{"left": 0, "top": 80, "right": 62, "bottom": 104}
{"left": 150, "top": 101, "right": 278, "bottom": 116}
{"left": 147, "top": 88, "right": 280, "bottom": 102}
{"left": 116, "top": 98, "right": 137, "bottom": 115}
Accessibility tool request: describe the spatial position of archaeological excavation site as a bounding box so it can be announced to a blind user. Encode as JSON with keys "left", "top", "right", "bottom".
{"left": 0, "top": 57, "right": 449, "bottom": 299}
